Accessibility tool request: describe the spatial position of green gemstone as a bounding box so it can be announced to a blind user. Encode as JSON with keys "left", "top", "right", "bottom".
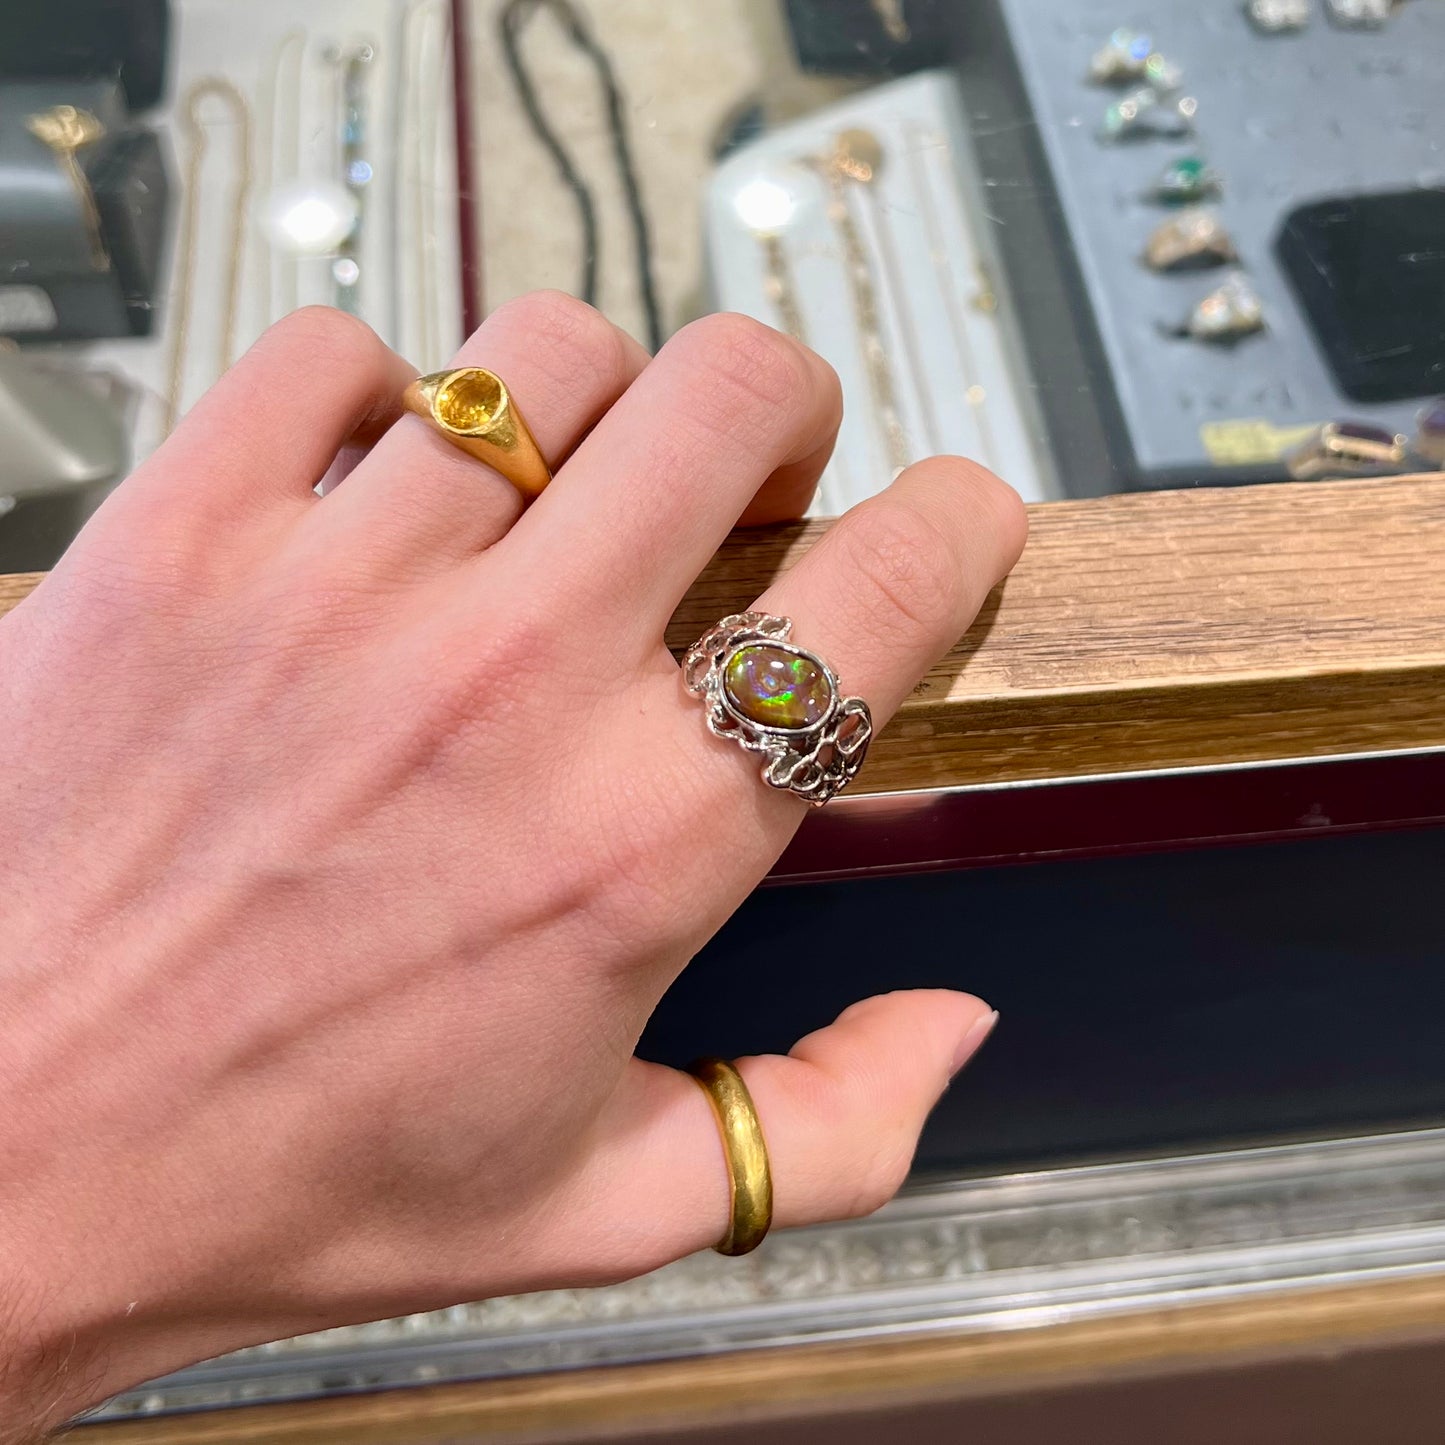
{"left": 1157, "top": 156, "right": 1218, "bottom": 204}
{"left": 723, "top": 645, "right": 832, "bottom": 730}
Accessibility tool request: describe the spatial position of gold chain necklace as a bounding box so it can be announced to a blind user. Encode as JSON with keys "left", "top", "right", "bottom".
{"left": 25, "top": 105, "right": 111, "bottom": 272}
{"left": 900, "top": 118, "right": 1001, "bottom": 476}
{"left": 254, "top": 29, "right": 306, "bottom": 333}
{"left": 164, "top": 79, "right": 253, "bottom": 436}
{"left": 810, "top": 140, "right": 910, "bottom": 476}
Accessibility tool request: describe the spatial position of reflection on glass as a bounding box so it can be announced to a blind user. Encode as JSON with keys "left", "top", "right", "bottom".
{"left": 2, "top": 0, "right": 1444, "bottom": 570}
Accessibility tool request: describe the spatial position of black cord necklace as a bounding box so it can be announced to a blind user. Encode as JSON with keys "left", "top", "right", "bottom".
{"left": 498, "top": 0, "right": 663, "bottom": 352}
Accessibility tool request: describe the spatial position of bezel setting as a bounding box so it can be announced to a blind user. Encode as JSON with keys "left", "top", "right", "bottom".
{"left": 685, "top": 613, "right": 872, "bottom": 806}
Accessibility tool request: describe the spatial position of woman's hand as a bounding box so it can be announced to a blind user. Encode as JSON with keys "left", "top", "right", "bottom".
{"left": 0, "top": 294, "right": 1025, "bottom": 1430}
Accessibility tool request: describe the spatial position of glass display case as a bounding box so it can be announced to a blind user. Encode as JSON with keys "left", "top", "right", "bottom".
{"left": 4, "top": 0, "right": 1445, "bottom": 1435}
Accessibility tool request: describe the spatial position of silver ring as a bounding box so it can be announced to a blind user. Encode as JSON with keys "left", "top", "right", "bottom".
{"left": 684, "top": 613, "right": 872, "bottom": 807}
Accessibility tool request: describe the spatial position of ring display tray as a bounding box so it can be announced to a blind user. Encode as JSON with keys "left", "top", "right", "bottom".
{"left": 956, "top": 0, "right": 1445, "bottom": 492}
{"left": 706, "top": 71, "right": 1058, "bottom": 511}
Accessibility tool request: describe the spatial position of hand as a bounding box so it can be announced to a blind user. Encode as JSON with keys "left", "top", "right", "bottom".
{"left": 0, "top": 294, "right": 1025, "bottom": 1431}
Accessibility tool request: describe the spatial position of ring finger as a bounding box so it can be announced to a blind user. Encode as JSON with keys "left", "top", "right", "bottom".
{"left": 653, "top": 456, "right": 1028, "bottom": 907}
{"left": 305, "top": 290, "right": 650, "bottom": 569}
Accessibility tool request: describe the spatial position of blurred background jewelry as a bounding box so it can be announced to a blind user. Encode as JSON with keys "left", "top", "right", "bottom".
{"left": 810, "top": 140, "right": 910, "bottom": 475}
{"left": 1149, "top": 154, "right": 1222, "bottom": 206}
{"left": 732, "top": 176, "right": 807, "bottom": 344}
{"left": 499, "top": 0, "right": 663, "bottom": 352}
{"left": 902, "top": 118, "right": 1001, "bottom": 476}
{"left": 1325, "top": 0, "right": 1395, "bottom": 28}
{"left": 835, "top": 128, "right": 940, "bottom": 458}
{"left": 395, "top": 0, "right": 448, "bottom": 360}
{"left": 1088, "top": 28, "right": 1180, "bottom": 88}
{"left": 326, "top": 42, "right": 376, "bottom": 315}
{"left": 867, "top": 0, "right": 911, "bottom": 44}
{"left": 1415, "top": 399, "right": 1445, "bottom": 467}
{"left": 1101, "top": 87, "right": 1197, "bottom": 141}
{"left": 1245, "top": 0, "right": 1311, "bottom": 32}
{"left": 25, "top": 105, "right": 110, "bottom": 272}
{"left": 1170, "top": 272, "right": 1265, "bottom": 342}
{"left": 1144, "top": 208, "right": 1237, "bottom": 271}
{"left": 254, "top": 28, "right": 306, "bottom": 332}
{"left": 164, "top": 79, "right": 253, "bottom": 436}
{"left": 1285, "top": 421, "right": 1408, "bottom": 480}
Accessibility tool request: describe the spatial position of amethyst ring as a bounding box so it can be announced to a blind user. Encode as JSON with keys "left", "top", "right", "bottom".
{"left": 684, "top": 613, "right": 872, "bottom": 807}
{"left": 1284, "top": 421, "right": 1409, "bottom": 482}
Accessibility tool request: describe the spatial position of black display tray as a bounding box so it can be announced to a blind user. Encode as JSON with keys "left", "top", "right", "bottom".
{"left": 644, "top": 826, "right": 1445, "bottom": 1174}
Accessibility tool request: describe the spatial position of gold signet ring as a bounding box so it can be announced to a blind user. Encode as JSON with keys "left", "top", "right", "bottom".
{"left": 401, "top": 367, "right": 552, "bottom": 500}
{"left": 689, "top": 1058, "right": 774, "bottom": 1257}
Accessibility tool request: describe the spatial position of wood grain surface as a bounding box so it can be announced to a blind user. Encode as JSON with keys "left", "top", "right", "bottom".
{"left": 7, "top": 474, "right": 1445, "bottom": 792}
{"left": 82, "top": 1273, "right": 1445, "bottom": 1443}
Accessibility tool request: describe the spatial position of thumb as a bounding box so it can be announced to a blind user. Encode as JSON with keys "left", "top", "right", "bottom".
{"left": 558, "top": 991, "right": 997, "bottom": 1281}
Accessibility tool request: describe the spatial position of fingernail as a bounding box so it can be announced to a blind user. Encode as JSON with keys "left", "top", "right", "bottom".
{"left": 951, "top": 1009, "right": 999, "bottom": 1076}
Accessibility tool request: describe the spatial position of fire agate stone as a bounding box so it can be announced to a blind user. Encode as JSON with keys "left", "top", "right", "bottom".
{"left": 723, "top": 645, "right": 831, "bottom": 730}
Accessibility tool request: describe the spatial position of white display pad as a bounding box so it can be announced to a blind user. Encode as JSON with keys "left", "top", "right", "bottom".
{"left": 705, "top": 69, "right": 1058, "bottom": 512}
{"left": 58, "top": 0, "right": 464, "bottom": 467}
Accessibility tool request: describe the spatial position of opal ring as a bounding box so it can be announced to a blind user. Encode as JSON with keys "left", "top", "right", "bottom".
{"left": 402, "top": 367, "right": 551, "bottom": 500}
{"left": 689, "top": 1058, "right": 773, "bottom": 1257}
{"left": 684, "top": 612, "right": 872, "bottom": 807}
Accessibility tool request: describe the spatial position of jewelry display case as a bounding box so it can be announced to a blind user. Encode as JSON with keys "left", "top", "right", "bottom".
{"left": 5, "top": 0, "right": 1445, "bottom": 1438}
{"left": 0, "top": 0, "right": 464, "bottom": 572}
{"left": 949, "top": 0, "right": 1445, "bottom": 494}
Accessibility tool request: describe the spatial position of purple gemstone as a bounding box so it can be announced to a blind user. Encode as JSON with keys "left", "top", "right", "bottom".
{"left": 1333, "top": 421, "right": 1395, "bottom": 445}
{"left": 1418, "top": 398, "right": 1445, "bottom": 438}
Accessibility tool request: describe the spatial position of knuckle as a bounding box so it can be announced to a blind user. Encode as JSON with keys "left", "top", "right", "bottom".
{"left": 267, "top": 305, "right": 383, "bottom": 367}
{"left": 490, "top": 290, "right": 629, "bottom": 388}
{"left": 833, "top": 503, "right": 961, "bottom": 640}
{"left": 673, "top": 312, "right": 812, "bottom": 420}
{"left": 912, "top": 455, "right": 1030, "bottom": 553}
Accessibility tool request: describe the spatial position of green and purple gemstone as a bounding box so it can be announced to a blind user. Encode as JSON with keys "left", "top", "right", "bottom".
{"left": 723, "top": 645, "right": 832, "bottom": 731}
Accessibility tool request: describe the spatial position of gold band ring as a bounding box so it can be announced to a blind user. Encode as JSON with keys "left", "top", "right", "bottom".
{"left": 689, "top": 1057, "right": 773, "bottom": 1257}
{"left": 401, "top": 367, "right": 552, "bottom": 500}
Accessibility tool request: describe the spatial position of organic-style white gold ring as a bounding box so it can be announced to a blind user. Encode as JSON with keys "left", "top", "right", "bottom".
{"left": 684, "top": 613, "right": 872, "bottom": 807}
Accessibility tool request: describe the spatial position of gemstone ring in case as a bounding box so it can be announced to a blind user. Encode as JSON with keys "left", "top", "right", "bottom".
{"left": 1168, "top": 273, "right": 1265, "bottom": 343}
{"left": 1101, "top": 87, "right": 1198, "bottom": 141}
{"left": 1284, "top": 422, "right": 1410, "bottom": 481}
{"left": 1149, "top": 155, "right": 1222, "bottom": 206}
{"left": 1245, "top": 0, "right": 1311, "bottom": 33}
{"left": 1144, "top": 208, "right": 1237, "bottom": 271}
{"left": 684, "top": 613, "right": 872, "bottom": 807}
{"left": 1415, "top": 399, "right": 1445, "bottom": 467}
{"left": 1325, "top": 0, "right": 1395, "bottom": 28}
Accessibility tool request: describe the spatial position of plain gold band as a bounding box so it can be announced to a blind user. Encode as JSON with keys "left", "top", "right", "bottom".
{"left": 401, "top": 367, "right": 552, "bottom": 500}
{"left": 689, "top": 1057, "right": 774, "bottom": 1257}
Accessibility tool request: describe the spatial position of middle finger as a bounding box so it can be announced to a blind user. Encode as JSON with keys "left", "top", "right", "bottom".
{"left": 306, "top": 291, "right": 650, "bottom": 570}
{"left": 496, "top": 312, "right": 842, "bottom": 639}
